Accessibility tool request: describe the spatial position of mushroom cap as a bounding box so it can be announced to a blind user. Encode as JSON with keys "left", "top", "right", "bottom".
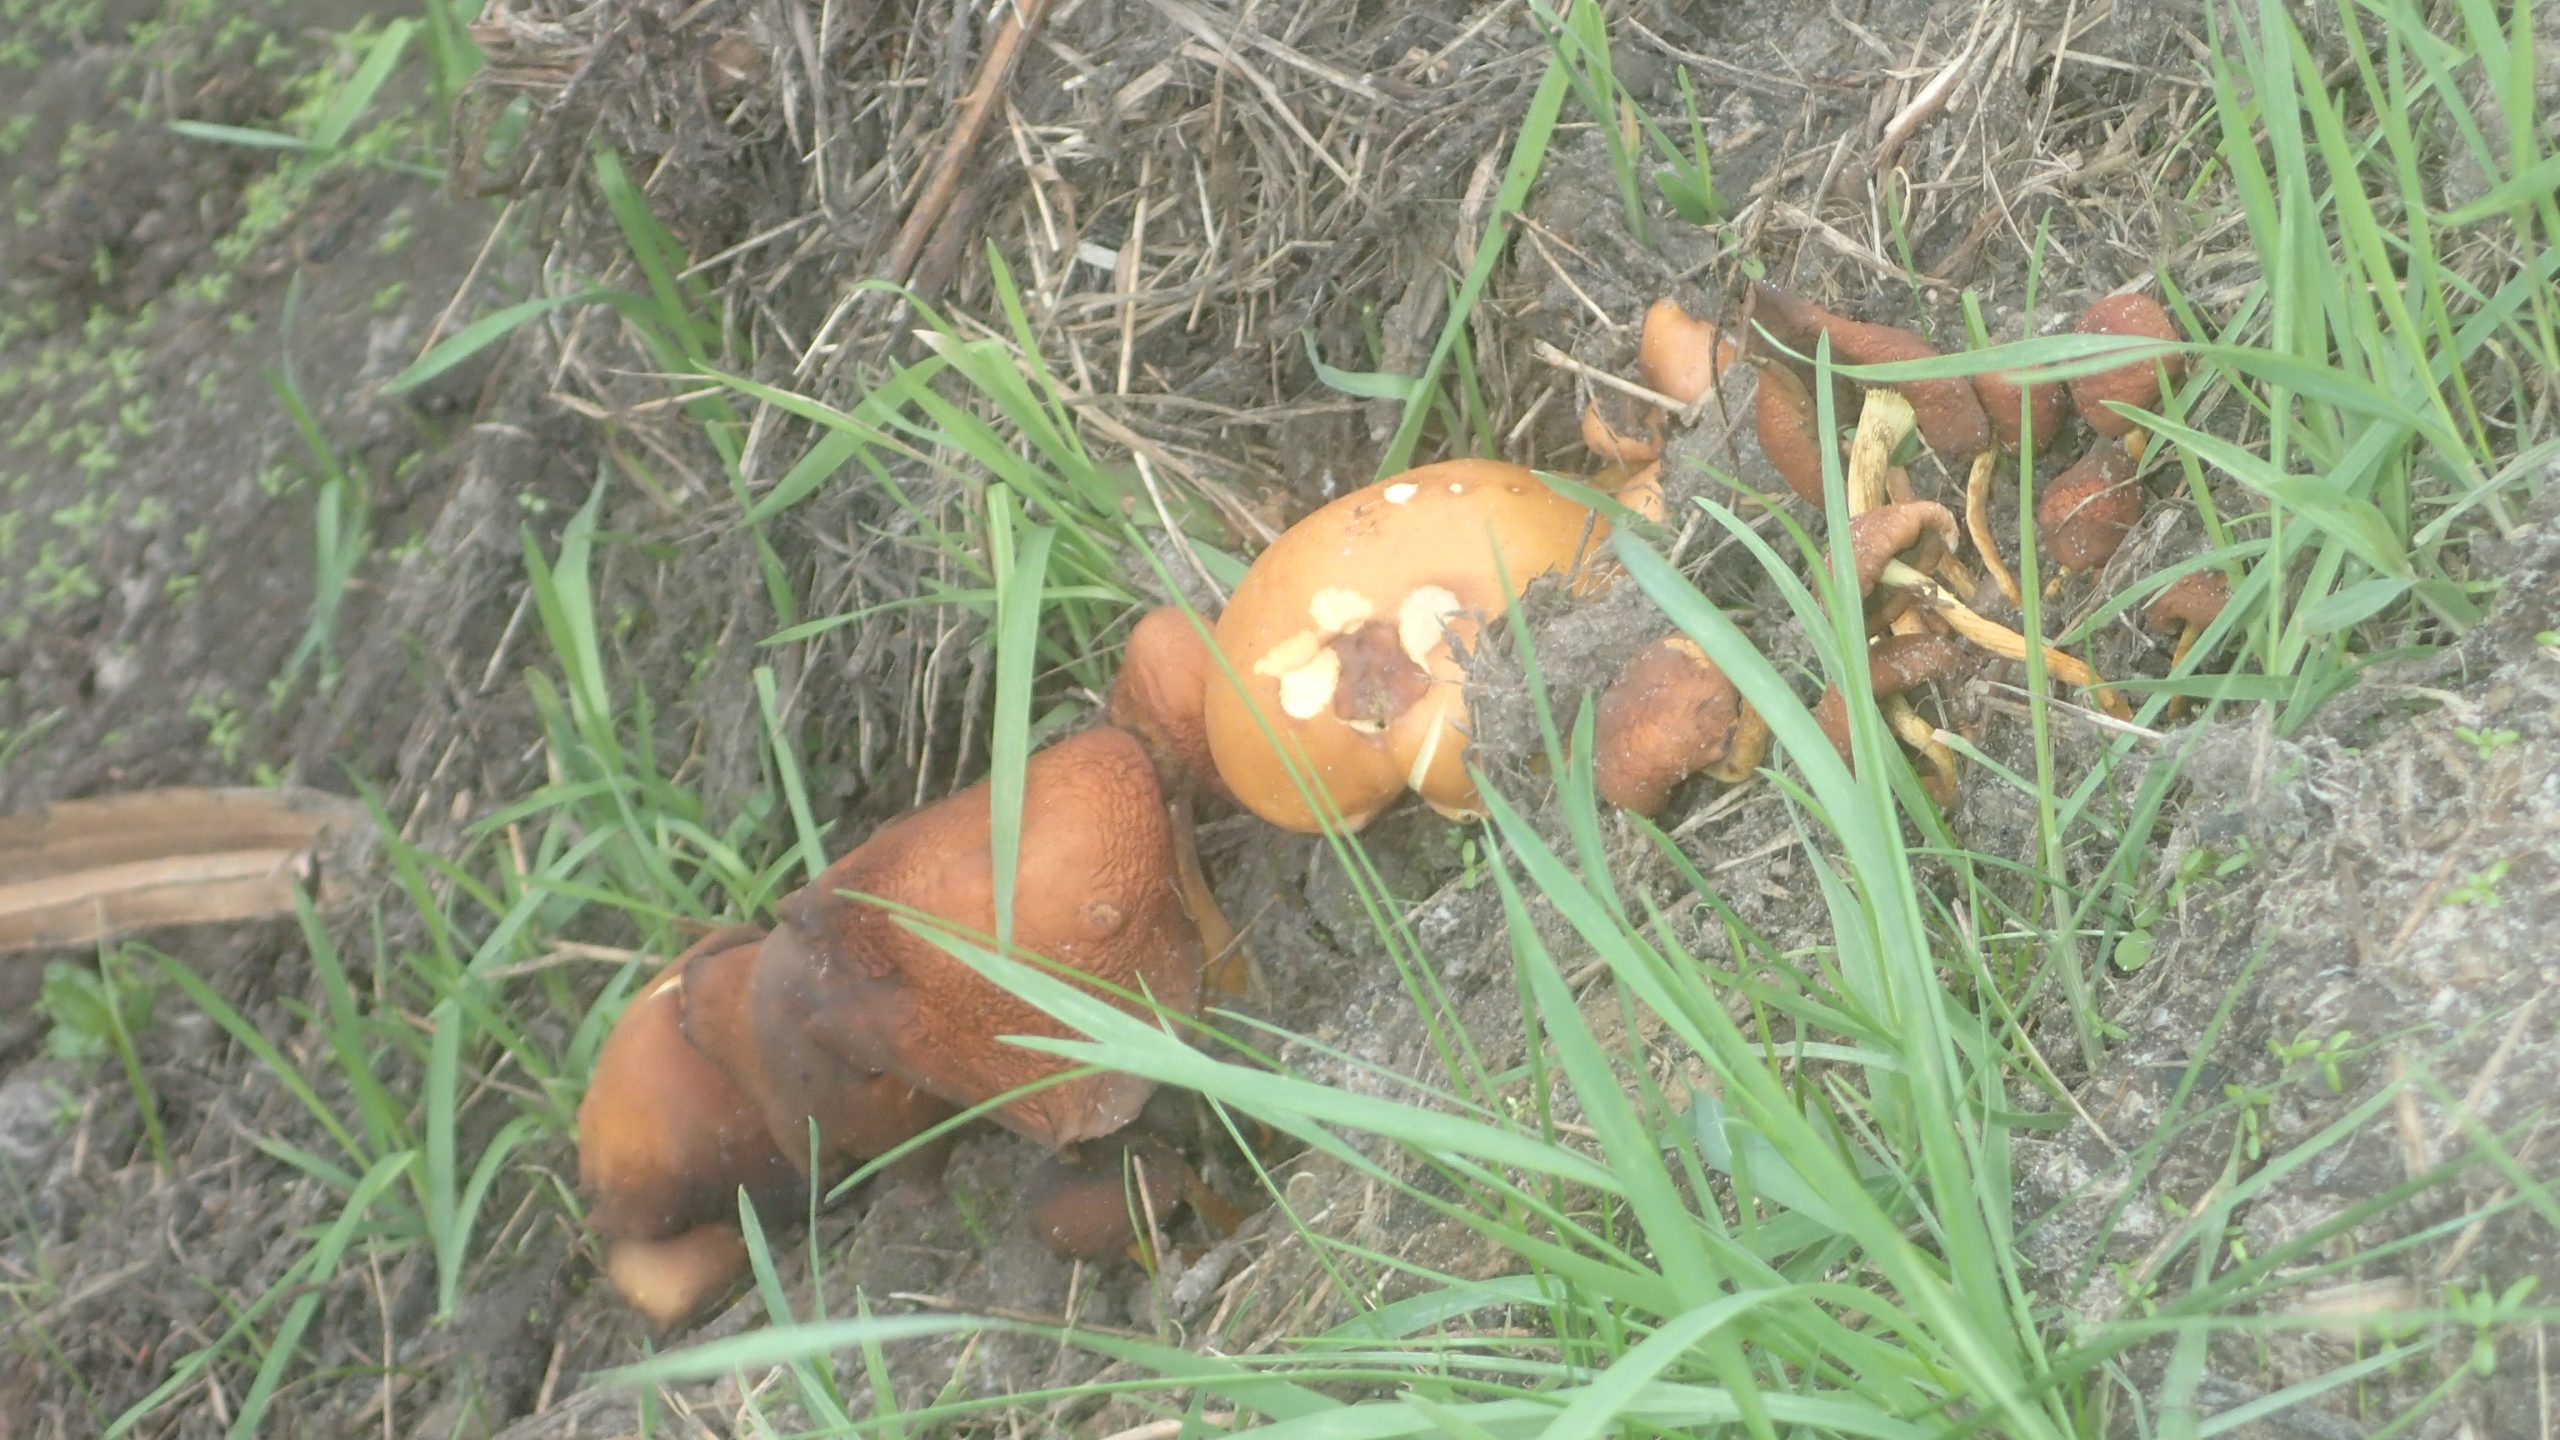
{"left": 2144, "top": 571, "right": 2233, "bottom": 634}
{"left": 1200, "top": 459, "right": 1619, "bottom": 833}
{"left": 1592, "top": 636, "right": 1748, "bottom": 816}
{"left": 1024, "top": 1134, "right": 1193, "bottom": 1261}
{"left": 1752, "top": 363, "right": 1830, "bottom": 506}
{"left": 1107, "top": 605, "right": 1226, "bottom": 798}
{"left": 2069, "top": 294, "right": 2183, "bottom": 438}
{"left": 1637, "top": 298, "right": 1742, "bottom": 408}
{"left": 1812, "top": 633, "right": 1975, "bottom": 759}
{"left": 770, "top": 726, "right": 1205, "bottom": 1150}
{"left": 697, "top": 921, "right": 961, "bottom": 1178}
{"left": 1844, "top": 500, "right": 1963, "bottom": 598}
{"left": 1969, "top": 366, "right": 2070, "bottom": 456}
{"left": 2036, "top": 441, "right": 2145, "bottom": 572}
{"left": 576, "top": 926, "right": 799, "bottom": 1247}
{"left": 601, "top": 1225, "right": 753, "bottom": 1332}
{"left": 1745, "top": 282, "right": 1993, "bottom": 460}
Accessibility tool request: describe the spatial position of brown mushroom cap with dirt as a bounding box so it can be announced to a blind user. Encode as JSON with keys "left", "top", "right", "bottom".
{"left": 2036, "top": 438, "right": 2147, "bottom": 576}
{"left": 1197, "top": 458, "right": 1650, "bottom": 834}
{"left": 1591, "top": 636, "right": 1770, "bottom": 816}
{"left": 767, "top": 724, "right": 1207, "bottom": 1151}
{"left": 2069, "top": 293, "right": 2185, "bottom": 440}
{"left": 1810, "top": 632, "right": 1975, "bottom": 808}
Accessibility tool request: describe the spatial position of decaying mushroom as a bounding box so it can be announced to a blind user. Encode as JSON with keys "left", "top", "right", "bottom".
{"left": 1836, "top": 501, "right": 2131, "bottom": 719}
{"left": 575, "top": 926, "right": 802, "bottom": 1329}
{"left": 1591, "top": 636, "right": 1770, "bottom": 816}
{"left": 2036, "top": 439, "right": 2146, "bottom": 576}
{"left": 1744, "top": 281, "right": 1994, "bottom": 462}
{"left": 1810, "top": 633, "right": 1974, "bottom": 807}
{"left": 1024, "top": 1132, "right": 1195, "bottom": 1262}
{"left": 770, "top": 725, "right": 1206, "bottom": 1151}
{"left": 1198, "top": 459, "right": 1648, "bottom": 834}
{"left": 2069, "top": 294, "right": 2184, "bottom": 442}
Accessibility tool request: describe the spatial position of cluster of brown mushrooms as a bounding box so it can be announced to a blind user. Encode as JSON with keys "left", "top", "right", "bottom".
{"left": 1583, "top": 279, "right": 2231, "bottom": 787}
{"left": 575, "top": 278, "right": 2226, "bottom": 1330}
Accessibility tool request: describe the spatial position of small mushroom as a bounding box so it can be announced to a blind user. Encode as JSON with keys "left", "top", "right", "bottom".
{"left": 2036, "top": 440, "right": 2145, "bottom": 575}
{"left": 770, "top": 726, "right": 1206, "bottom": 1150}
{"left": 1591, "top": 636, "right": 1771, "bottom": 816}
{"left": 1024, "top": 1133, "right": 1194, "bottom": 1262}
{"left": 1810, "top": 633, "right": 1974, "bottom": 807}
{"left": 1637, "top": 297, "right": 1742, "bottom": 407}
{"left": 1746, "top": 282, "right": 1994, "bottom": 461}
{"left": 575, "top": 926, "right": 800, "bottom": 1329}
{"left": 2069, "top": 294, "right": 2183, "bottom": 440}
{"left": 1108, "top": 605, "right": 1226, "bottom": 798}
{"left": 1199, "top": 459, "right": 1633, "bottom": 833}
{"left": 2144, "top": 571, "right": 2232, "bottom": 669}
{"left": 1969, "top": 363, "right": 2070, "bottom": 458}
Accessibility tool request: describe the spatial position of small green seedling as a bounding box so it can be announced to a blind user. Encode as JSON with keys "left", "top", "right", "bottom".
{"left": 2443, "top": 859, "right": 2509, "bottom": 908}
{"left": 2452, "top": 725, "right": 2518, "bottom": 759}
{"left": 2270, "top": 1028, "right": 2358, "bottom": 1093}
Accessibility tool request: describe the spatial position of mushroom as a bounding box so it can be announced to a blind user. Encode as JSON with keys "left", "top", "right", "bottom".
{"left": 1591, "top": 636, "right": 1771, "bottom": 816}
{"left": 2036, "top": 439, "right": 2145, "bottom": 576}
{"left": 1198, "top": 459, "right": 1637, "bottom": 833}
{"left": 2144, "top": 571, "right": 2232, "bottom": 668}
{"left": 2069, "top": 294, "right": 2183, "bottom": 442}
{"left": 1969, "top": 362, "right": 2069, "bottom": 458}
{"left": 1810, "top": 633, "right": 1974, "bottom": 808}
{"left": 1745, "top": 281, "right": 1994, "bottom": 462}
{"left": 1837, "top": 501, "right": 2131, "bottom": 718}
{"left": 1580, "top": 392, "right": 1663, "bottom": 467}
{"left": 1024, "top": 1133, "right": 1194, "bottom": 1262}
{"left": 1108, "top": 604, "right": 1226, "bottom": 798}
{"left": 575, "top": 926, "right": 801, "bottom": 1329}
{"left": 768, "top": 725, "right": 1206, "bottom": 1151}
{"left": 1752, "top": 361, "right": 1833, "bottom": 506}
{"left": 1636, "top": 297, "right": 1742, "bottom": 407}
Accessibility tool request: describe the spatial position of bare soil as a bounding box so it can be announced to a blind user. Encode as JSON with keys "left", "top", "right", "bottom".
{"left": 2, "top": 1, "right": 2551, "bottom": 1437}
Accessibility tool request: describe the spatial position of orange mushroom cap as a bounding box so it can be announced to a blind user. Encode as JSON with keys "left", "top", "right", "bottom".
{"left": 1200, "top": 459, "right": 1625, "bottom": 833}
{"left": 1637, "top": 298, "right": 1742, "bottom": 408}
{"left": 770, "top": 726, "right": 1205, "bottom": 1151}
{"left": 1845, "top": 500, "right": 1962, "bottom": 599}
{"left": 1592, "top": 636, "right": 1757, "bottom": 816}
{"left": 1811, "top": 634, "right": 1975, "bottom": 760}
{"left": 1746, "top": 282, "right": 1993, "bottom": 461}
{"left": 2036, "top": 441, "right": 2145, "bottom": 573}
{"left": 2144, "top": 571, "right": 2233, "bottom": 636}
{"left": 2069, "top": 294, "right": 2183, "bottom": 438}
{"left": 1024, "top": 1134, "right": 1193, "bottom": 1262}
{"left": 575, "top": 926, "right": 800, "bottom": 1328}
{"left": 1752, "top": 363, "right": 1831, "bottom": 506}
{"left": 693, "top": 921, "right": 961, "bottom": 1182}
{"left": 1969, "top": 364, "right": 2070, "bottom": 457}
{"left": 1108, "top": 605, "right": 1227, "bottom": 799}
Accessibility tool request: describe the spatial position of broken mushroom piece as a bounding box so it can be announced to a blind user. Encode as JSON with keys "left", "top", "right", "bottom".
{"left": 1745, "top": 281, "right": 1993, "bottom": 462}
{"left": 1024, "top": 1133, "right": 1195, "bottom": 1262}
{"left": 2036, "top": 439, "right": 2146, "bottom": 576}
{"left": 1811, "top": 634, "right": 1974, "bottom": 808}
{"left": 1839, "top": 501, "right": 2134, "bottom": 720}
{"left": 1752, "top": 361, "right": 1833, "bottom": 506}
{"left": 575, "top": 926, "right": 800, "bottom": 1329}
{"left": 769, "top": 725, "right": 1206, "bottom": 1152}
{"left": 1637, "top": 297, "right": 1742, "bottom": 408}
{"left": 1581, "top": 391, "right": 1663, "bottom": 467}
{"left": 1200, "top": 459, "right": 1631, "bottom": 834}
{"left": 1592, "top": 636, "right": 1770, "bottom": 816}
{"left": 2069, "top": 294, "right": 2184, "bottom": 442}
